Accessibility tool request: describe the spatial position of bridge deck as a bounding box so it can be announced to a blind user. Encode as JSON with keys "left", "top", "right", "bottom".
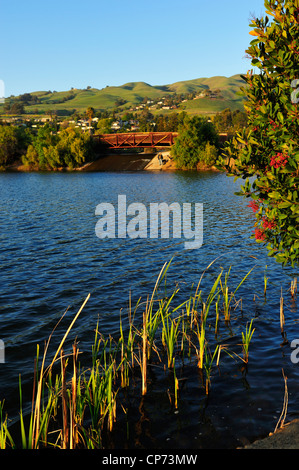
{"left": 93, "top": 132, "right": 178, "bottom": 149}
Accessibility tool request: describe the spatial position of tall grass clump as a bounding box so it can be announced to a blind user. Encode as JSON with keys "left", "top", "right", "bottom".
{"left": 0, "top": 259, "right": 260, "bottom": 449}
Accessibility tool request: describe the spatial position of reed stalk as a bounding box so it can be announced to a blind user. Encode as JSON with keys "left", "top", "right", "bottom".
{"left": 215, "top": 294, "right": 220, "bottom": 336}
{"left": 274, "top": 369, "right": 288, "bottom": 433}
{"left": 142, "top": 310, "right": 147, "bottom": 396}
{"left": 161, "top": 311, "right": 181, "bottom": 369}
{"left": 290, "top": 278, "right": 297, "bottom": 298}
{"left": 0, "top": 401, "right": 14, "bottom": 449}
{"left": 119, "top": 314, "right": 129, "bottom": 388}
{"left": 195, "top": 271, "right": 222, "bottom": 369}
{"left": 264, "top": 265, "right": 268, "bottom": 297}
{"left": 220, "top": 267, "right": 254, "bottom": 322}
{"left": 70, "top": 342, "right": 79, "bottom": 448}
{"left": 241, "top": 319, "right": 255, "bottom": 363}
{"left": 49, "top": 293, "right": 90, "bottom": 371}
{"left": 204, "top": 345, "right": 220, "bottom": 394}
{"left": 196, "top": 307, "right": 206, "bottom": 370}
{"left": 144, "top": 260, "right": 177, "bottom": 362}
{"left": 280, "top": 291, "right": 285, "bottom": 335}
{"left": 60, "top": 350, "right": 68, "bottom": 449}
{"left": 20, "top": 294, "right": 90, "bottom": 449}
{"left": 280, "top": 289, "right": 288, "bottom": 345}
{"left": 173, "top": 360, "right": 179, "bottom": 410}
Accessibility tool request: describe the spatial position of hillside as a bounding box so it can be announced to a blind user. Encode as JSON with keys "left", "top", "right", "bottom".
{"left": 1, "top": 75, "right": 246, "bottom": 116}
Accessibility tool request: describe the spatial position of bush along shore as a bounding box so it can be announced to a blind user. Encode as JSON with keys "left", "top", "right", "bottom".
{"left": 0, "top": 260, "right": 297, "bottom": 449}
{"left": 0, "top": 124, "right": 98, "bottom": 172}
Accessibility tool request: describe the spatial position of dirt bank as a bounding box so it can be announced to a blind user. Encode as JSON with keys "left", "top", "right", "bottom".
{"left": 144, "top": 151, "right": 177, "bottom": 171}
{"left": 5, "top": 153, "right": 158, "bottom": 173}
{"left": 81, "top": 152, "right": 155, "bottom": 171}
{"left": 5, "top": 151, "right": 219, "bottom": 173}
{"left": 82, "top": 151, "right": 177, "bottom": 172}
{"left": 241, "top": 419, "right": 299, "bottom": 449}
{"left": 144, "top": 151, "right": 219, "bottom": 172}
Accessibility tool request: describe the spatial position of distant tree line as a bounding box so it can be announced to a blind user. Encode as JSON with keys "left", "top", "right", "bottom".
{"left": 3, "top": 93, "right": 41, "bottom": 114}
{"left": 114, "top": 109, "right": 247, "bottom": 133}
{"left": 2, "top": 92, "right": 77, "bottom": 115}
{"left": 3, "top": 102, "right": 25, "bottom": 114}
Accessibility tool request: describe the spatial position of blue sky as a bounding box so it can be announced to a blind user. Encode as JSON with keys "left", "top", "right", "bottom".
{"left": 1, "top": 0, "right": 266, "bottom": 97}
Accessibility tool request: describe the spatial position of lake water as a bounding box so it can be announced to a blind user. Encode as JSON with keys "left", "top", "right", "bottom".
{"left": 0, "top": 169, "right": 298, "bottom": 448}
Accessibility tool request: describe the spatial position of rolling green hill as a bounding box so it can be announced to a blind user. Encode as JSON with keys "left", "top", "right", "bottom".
{"left": 1, "top": 75, "right": 247, "bottom": 116}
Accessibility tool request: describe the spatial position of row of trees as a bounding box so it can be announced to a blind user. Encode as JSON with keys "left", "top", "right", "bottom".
{"left": 0, "top": 108, "right": 227, "bottom": 171}
{"left": 0, "top": 124, "right": 96, "bottom": 170}
{"left": 94, "top": 111, "right": 188, "bottom": 134}
{"left": 96, "top": 109, "right": 244, "bottom": 135}
{"left": 3, "top": 102, "right": 25, "bottom": 115}
{"left": 119, "top": 109, "right": 247, "bottom": 133}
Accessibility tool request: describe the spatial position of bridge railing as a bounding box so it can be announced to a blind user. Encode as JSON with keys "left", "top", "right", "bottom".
{"left": 93, "top": 132, "right": 178, "bottom": 149}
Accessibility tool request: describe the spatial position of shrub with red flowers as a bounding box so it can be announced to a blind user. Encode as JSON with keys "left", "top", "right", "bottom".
{"left": 218, "top": 0, "right": 299, "bottom": 266}
{"left": 270, "top": 152, "right": 289, "bottom": 168}
{"left": 254, "top": 228, "right": 266, "bottom": 241}
{"left": 248, "top": 200, "right": 260, "bottom": 212}
{"left": 262, "top": 216, "right": 277, "bottom": 230}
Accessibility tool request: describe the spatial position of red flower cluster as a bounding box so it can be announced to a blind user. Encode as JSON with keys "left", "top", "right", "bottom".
{"left": 262, "top": 217, "right": 276, "bottom": 230}
{"left": 269, "top": 119, "right": 279, "bottom": 130}
{"left": 254, "top": 228, "right": 266, "bottom": 241}
{"left": 248, "top": 200, "right": 259, "bottom": 212}
{"left": 270, "top": 152, "right": 289, "bottom": 168}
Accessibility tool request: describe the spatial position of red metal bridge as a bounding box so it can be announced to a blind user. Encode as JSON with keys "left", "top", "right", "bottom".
{"left": 93, "top": 132, "right": 178, "bottom": 149}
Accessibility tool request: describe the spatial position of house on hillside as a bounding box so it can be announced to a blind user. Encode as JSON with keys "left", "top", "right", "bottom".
{"left": 111, "top": 119, "right": 131, "bottom": 131}
{"left": 111, "top": 120, "right": 122, "bottom": 131}
{"left": 130, "top": 120, "right": 139, "bottom": 131}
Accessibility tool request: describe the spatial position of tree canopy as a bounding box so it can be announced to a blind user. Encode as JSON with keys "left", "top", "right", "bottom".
{"left": 218, "top": 0, "right": 299, "bottom": 266}
{"left": 171, "top": 115, "right": 219, "bottom": 169}
{"left": 21, "top": 125, "right": 95, "bottom": 170}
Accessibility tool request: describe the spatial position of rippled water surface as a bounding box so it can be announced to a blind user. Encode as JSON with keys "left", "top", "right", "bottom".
{"left": 0, "top": 170, "right": 298, "bottom": 448}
